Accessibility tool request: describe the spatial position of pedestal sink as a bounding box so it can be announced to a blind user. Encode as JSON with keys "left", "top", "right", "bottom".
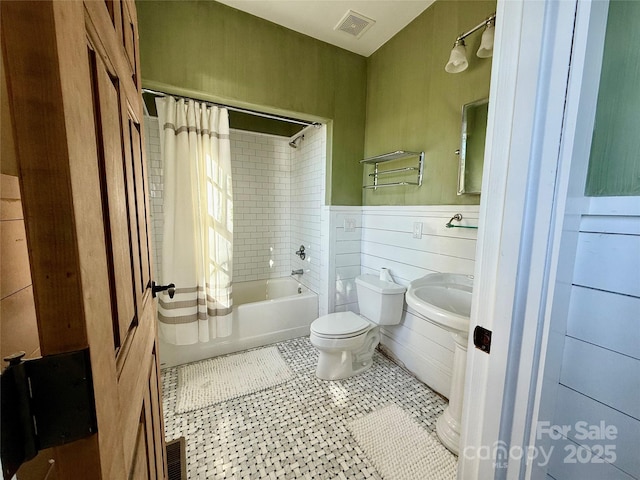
{"left": 406, "top": 273, "right": 473, "bottom": 455}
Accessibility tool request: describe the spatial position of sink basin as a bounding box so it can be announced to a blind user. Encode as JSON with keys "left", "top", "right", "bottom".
{"left": 406, "top": 273, "right": 473, "bottom": 334}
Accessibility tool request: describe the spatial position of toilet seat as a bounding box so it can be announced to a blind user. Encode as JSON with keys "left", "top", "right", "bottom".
{"left": 310, "top": 312, "right": 371, "bottom": 339}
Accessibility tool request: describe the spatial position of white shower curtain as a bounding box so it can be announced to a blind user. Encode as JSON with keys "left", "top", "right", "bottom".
{"left": 155, "top": 96, "right": 233, "bottom": 345}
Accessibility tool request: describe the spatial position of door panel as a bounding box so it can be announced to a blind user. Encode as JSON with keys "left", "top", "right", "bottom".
{"left": 131, "top": 120, "right": 152, "bottom": 294}
{"left": 1, "top": 1, "right": 167, "bottom": 478}
{"left": 126, "top": 115, "right": 152, "bottom": 300}
{"left": 90, "top": 47, "right": 137, "bottom": 350}
{"left": 143, "top": 386, "right": 158, "bottom": 480}
{"left": 121, "top": 1, "right": 139, "bottom": 86}
{"left": 149, "top": 352, "right": 167, "bottom": 479}
{"left": 128, "top": 353, "right": 164, "bottom": 480}
{"left": 90, "top": 0, "right": 167, "bottom": 473}
{"left": 121, "top": 114, "right": 144, "bottom": 334}
{"left": 131, "top": 424, "right": 150, "bottom": 480}
{"left": 103, "top": 0, "right": 122, "bottom": 35}
{"left": 118, "top": 307, "right": 155, "bottom": 473}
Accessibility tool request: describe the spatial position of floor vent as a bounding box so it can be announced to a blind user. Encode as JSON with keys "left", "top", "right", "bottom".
{"left": 166, "top": 437, "right": 186, "bottom": 480}
{"left": 334, "top": 10, "right": 375, "bottom": 39}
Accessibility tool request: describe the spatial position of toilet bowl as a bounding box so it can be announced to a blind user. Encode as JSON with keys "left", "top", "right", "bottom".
{"left": 310, "top": 274, "right": 406, "bottom": 380}
{"left": 310, "top": 311, "right": 380, "bottom": 380}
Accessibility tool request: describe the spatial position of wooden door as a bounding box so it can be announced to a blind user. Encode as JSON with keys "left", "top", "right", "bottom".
{"left": 1, "top": 1, "right": 166, "bottom": 478}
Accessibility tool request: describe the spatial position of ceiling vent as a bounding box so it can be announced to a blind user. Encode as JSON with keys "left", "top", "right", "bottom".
{"left": 334, "top": 10, "right": 375, "bottom": 39}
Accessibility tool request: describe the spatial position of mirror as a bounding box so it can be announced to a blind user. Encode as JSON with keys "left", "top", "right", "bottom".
{"left": 457, "top": 98, "right": 488, "bottom": 195}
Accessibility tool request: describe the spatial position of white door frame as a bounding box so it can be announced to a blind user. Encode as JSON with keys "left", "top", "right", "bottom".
{"left": 457, "top": 0, "right": 611, "bottom": 478}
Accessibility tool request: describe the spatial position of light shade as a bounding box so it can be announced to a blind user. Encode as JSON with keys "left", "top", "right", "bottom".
{"left": 476, "top": 23, "right": 495, "bottom": 58}
{"left": 445, "top": 41, "right": 468, "bottom": 73}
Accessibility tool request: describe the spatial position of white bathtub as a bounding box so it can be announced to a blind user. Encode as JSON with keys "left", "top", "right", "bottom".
{"left": 159, "top": 277, "right": 318, "bottom": 368}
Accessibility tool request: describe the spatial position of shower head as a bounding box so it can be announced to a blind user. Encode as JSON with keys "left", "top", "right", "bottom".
{"left": 289, "top": 134, "right": 304, "bottom": 148}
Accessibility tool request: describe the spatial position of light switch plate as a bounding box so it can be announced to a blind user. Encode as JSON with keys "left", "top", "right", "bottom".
{"left": 344, "top": 218, "right": 356, "bottom": 233}
{"left": 412, "top": 222, "right": 423, "bottom": 239}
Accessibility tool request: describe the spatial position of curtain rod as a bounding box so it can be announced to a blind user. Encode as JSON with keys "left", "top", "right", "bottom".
{"left": 142, "top": 88, "right": 318, "bottom": 127}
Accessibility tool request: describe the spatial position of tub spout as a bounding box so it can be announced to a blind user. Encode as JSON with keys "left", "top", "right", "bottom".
{"left": 291, "top": 269, "right": 304, "bottom": 275}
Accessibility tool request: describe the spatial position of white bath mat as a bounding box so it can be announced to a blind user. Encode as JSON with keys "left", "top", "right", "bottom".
{"left": 175, "top": 346, "right": 293, "bottom": 413}
{"left": 348, "top": 404, "right": 458, "bottom": 480}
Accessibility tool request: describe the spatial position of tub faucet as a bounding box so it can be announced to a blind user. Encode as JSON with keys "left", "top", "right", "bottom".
{"left": 291, "top": 269, "right": 304, "bottom": 275}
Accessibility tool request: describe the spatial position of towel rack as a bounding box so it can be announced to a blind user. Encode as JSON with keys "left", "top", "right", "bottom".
{"left": 445, "top": 213, "right": 479, "bottom": 229}
{"left": 361, "top": 151, "right": 424, "bottom": 190}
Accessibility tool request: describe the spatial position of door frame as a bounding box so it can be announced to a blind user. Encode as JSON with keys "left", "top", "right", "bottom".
{"left": 458, "top": 0, "right": 612, "bottom": 478}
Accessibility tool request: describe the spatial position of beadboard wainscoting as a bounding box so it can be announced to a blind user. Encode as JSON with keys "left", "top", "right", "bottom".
{"left": 322, "top": 205, "right": 480, "bottom": 398}
{"left": 360, "top": 205, "right": 480, "bottom": 398}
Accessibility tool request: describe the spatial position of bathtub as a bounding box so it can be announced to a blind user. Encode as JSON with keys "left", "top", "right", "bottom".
{"left": 158, "top": 277, "right": 318, "bottom": 368}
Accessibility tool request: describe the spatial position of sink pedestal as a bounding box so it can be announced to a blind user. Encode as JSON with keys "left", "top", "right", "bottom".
{"left": 436, "top": 332, "right": 467, "bottom": 455}
{"left": 404, "top": 272, "right": 474, "bottom": 456}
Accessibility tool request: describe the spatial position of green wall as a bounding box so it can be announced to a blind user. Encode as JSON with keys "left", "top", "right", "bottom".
{"left": 137, "top": 0, "right": 367, "bottom": 205}
{"left": 586, "top": 0, "right": 640, "bottom": 196}
{"left": 143, "top": 91, "right": 302, "bottom": 137}
{"left": 138, "top": 0, "right": 496, "bottom": 206}
{"left": 364, "top": 0, "right": 495, "bottom": 205}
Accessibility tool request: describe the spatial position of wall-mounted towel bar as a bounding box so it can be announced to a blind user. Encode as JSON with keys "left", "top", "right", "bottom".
{"left": 361, "top": 150, "right": 424, "bottom": 190}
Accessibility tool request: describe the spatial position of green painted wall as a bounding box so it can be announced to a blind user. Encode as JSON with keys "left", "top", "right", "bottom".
{"left": 143, "top": 91, "right": 302, "bottom": 137}
{"left": 364, "top": 0, "right": 495, "bottom": 205}
{"left": 228, "top": 111, "right": 301, "bottom": 138}
{"left": 137, "top": 0, "right": 367, "bottom": 205}
{"left": 137, "top": 0, "right": 496, "bottom": 206}
{"left": 585, "top": 0, "right": 640, "bottom": 196}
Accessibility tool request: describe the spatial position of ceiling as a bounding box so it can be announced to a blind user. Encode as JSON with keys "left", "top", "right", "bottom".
{"left": 215, "top": 0, "right": 436, "bottom": 57}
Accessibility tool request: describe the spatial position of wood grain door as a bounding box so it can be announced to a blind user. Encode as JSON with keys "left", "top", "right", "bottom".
{"left": 1, "top": 1, "right": 167, "bottom": 478}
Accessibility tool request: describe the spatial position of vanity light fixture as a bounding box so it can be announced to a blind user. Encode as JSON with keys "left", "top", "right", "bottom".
{"left": 445, "top": 13, "right": 496, "bottom": 73}
{"left": 445, "top": 39, "right": 468, "bottom": 73}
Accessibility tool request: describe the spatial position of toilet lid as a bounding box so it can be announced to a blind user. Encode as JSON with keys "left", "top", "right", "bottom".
{"left": 311, "top": 312, "right": 371, "bottom": 338}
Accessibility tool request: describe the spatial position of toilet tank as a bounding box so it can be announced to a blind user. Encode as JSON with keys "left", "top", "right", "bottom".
{"left": 355, "top": 274, "right": 406, "bottom": 325}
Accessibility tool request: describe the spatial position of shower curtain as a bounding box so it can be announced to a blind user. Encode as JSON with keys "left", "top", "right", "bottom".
{"left": 155, "top": 96, "right": 233, "bottom": 345}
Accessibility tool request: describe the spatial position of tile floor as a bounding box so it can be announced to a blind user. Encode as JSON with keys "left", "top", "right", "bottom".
{"left": 161, "top": 337, "right": 452, "bottom": 479}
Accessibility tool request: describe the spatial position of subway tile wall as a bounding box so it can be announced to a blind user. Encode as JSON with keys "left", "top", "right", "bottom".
{"left": 145, "top": 118, "right": 325, "bottom": 293}
{"left": 290, "top": 125, "right": 326, "bottom": 295}
{"left": 230, "top": 130, "right": 291, "bottom": 282}
{"left": 144, "top": 117, "right": 164, "bottom": 281}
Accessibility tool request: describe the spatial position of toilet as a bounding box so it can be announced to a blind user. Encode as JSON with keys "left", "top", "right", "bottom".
{"left": 310, "top": 274, "right": 406, "bottom": 380}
